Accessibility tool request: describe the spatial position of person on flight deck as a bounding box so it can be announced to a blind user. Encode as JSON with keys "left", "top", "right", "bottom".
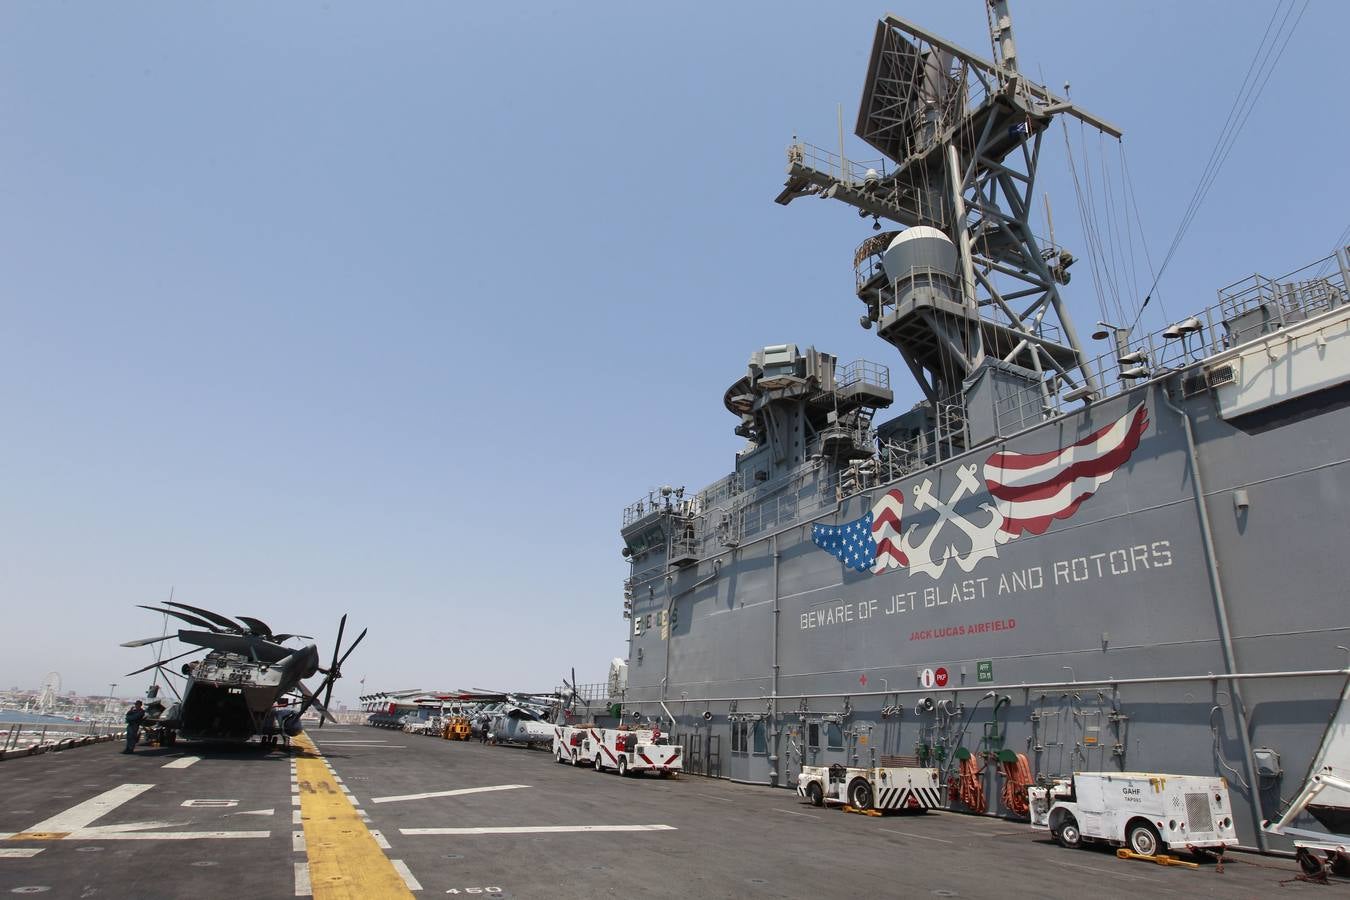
{"left": 123, "top": 700, "right": 146, "bottom": 753}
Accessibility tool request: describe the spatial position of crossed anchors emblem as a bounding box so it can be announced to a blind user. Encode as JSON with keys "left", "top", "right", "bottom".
{"left": 897, "top": 464, "right": 1007, "bottom": 579}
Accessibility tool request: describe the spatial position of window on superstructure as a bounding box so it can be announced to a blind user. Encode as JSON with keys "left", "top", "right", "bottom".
{"left": 730, "top": 721, "right": 742, "bottom": 753}
{"left": 826, "top": 722, "right": 843, "bottom": 751}
{"left": 807, "top": 723, "right": 819, "bottom": 749}
{"left": 752, "top": 720, "right": 766, "bottom": 755}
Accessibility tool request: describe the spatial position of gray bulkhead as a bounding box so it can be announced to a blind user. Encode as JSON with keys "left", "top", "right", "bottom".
{"left": 622, "top": 374, "right": 1350, "bottom": 850}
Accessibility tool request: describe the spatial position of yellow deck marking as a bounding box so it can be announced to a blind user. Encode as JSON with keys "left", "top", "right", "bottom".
{"left": 293, "top": 732, "right": 413, "bottom": 899}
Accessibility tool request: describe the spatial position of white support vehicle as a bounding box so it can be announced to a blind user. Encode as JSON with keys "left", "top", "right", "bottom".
{"left": 552, "top": 724, "right": 589, "bottom": 766}
{"left": 1264, "top": 676, "right": 1350, "bottom": 878}
{"left": 1029, "top": 772, "right": 1239, "bottom": 857}
{"left": 797, "top": 763, "right": 944, "bottom": 813}
{"left": 585, "top": 727, "right": 682, "bottom": 777}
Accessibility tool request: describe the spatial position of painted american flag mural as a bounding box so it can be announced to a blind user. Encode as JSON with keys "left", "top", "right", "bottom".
{"left": 812, "top": 404, "right": 1150, "bottom": 578}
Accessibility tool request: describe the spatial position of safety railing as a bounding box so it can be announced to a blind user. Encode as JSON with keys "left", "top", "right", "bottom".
{"left": 1085, "top": 247, "right": 1348, "bottom": 397}
{"left": 557, "top": 682, "right": 610, "bottom": 704}
{"left": 836, "top": 358, "right": 891, "bottom": 392}
{"left": 622, "top": 487, "right": 693, "bottom": 527}
{"left": 1, "top": 720, "right": 122, "bottom": 756}
{"left": 786, "top": 142, "right": 891, "bottom": 191}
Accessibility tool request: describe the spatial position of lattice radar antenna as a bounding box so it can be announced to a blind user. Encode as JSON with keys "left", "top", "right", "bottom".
{"left": 775, "top": 2, "right": 1121, "bottom": 408}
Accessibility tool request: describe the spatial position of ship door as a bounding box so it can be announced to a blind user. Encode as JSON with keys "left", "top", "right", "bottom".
{"left": 1031, "top": 698, "right": 1067, "bottom": 777}
{"left": 784, "top": 725, "right": 802, "bottom": 785}
{"left": 684, "top": 731, "right": 703, "bottom": 776}
{"left": 726, "top": 717, "right": 769, "bottom": 783}
{"left": 727, "top": 719, "right": 746, "bottom": 781}
{"left": 803, "top": 719, "right": 847, "bottom": 767}
{"left": 1076, "top": 707, "right": 1107, "bottom": 772}
{"left": 1032, "top": 694, "right": 1115, "bottom": 778}
{"left": 803, "top": 720, "right": 822, "bottom": 768}
{"left": 683, "top": 721, "right": 721, "bottom": 778}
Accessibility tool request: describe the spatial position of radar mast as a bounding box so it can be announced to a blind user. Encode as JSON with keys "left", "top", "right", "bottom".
{"left": 777, "top": 3, "right": 1120, "bottom": 444}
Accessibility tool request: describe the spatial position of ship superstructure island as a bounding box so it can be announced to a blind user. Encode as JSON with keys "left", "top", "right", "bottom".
{"left": 617, "top": 4, "right": 1350, "bottom": 851}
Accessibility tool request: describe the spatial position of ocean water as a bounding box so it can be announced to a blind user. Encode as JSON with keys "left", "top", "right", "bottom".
{"left": 0, "top": 708, "right": 85, "bottom": 725}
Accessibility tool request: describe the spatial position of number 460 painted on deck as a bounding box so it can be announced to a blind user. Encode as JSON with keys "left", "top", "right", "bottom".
{"left": 445, "top": 889, "right": 501, "bottom": 895}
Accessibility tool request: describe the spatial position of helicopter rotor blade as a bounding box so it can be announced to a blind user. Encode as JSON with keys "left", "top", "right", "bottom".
{"left": 177, "top": 630, "right": 291, "bottom": 663}
{"left": 317, "top": 629, "right": 367, "bottom": 712}
{"left": 124, "top": 647, "right": 200, "bottom": 678}
{"left": 313, "top": 615, "right": 347, "bottom": 729}
{"left": 120, "top": 634, "right": 178, "bottom": 648}
{"left": 296, "top": 681, "right": 335, "bottom": 725}
{"left": 320, "top": 677, "right": 337, "bottom": 727}
{"left": 164, "top": 601, "right": 244, "bottom": 633}
{"left": 335, "top": 628, "right": 367, "bottom": 669}
{"left": 137, "top": 605, "right": 220, "bottom": 632}
{"left": 235, "top": 615, "right": 274, "bottom": 636}
{"left": 321, "top": 623, "right": 366, "bottom": 727}
{"left": 329, "top": 615, "right": 347, "bottom": 670}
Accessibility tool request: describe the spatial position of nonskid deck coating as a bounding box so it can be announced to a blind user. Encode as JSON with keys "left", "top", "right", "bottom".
{"left": 0, "top": 727, "right": 1326, "bottom": 898}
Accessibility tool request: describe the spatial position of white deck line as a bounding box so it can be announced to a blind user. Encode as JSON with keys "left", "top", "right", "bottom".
{"left": 294, "top": 861, "right": 312, "bottom": 896}
{"left": 401, "top": 824, "right": 677, "bottom": 836}
{"left": 73, "top": 821, "right": 176, "bottom": 835}
{"left": 371, "top": 784, "right": 528, "bottom": 804}
{"left": 0, "top": 848, "right": 45, "bottom": 858}
{"left": 770, "top": 807, "right": 819, "bottom": 819}
{"left": 292, "top": 830, "right": 306, "bottom": 852}
{"left": 161, "top": 756, "right": 201, "bottom": 769}
{"left": 23, "top": 784, "right": 154, "bottom": 833}
{"left": 370, "top": 829, "right": 391, "bottom": 849}
{"left": 62, "top": 830, "right": 271, "bottom": 840}
{"left": 878, "top": 827, "right": 954, "bottom": 844}
{"left": 1055, "top": 859, "right": 1152, "bottom": 882}
{"left": 391, "top": 859, "right": 422, "bottom": 891}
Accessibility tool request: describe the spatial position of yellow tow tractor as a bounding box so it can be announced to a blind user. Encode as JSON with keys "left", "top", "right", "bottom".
{"left": 443, "top": 716, "right": 472, "bottom": 741}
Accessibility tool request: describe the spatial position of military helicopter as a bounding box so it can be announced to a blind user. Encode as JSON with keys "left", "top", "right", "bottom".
{"left": 121, "top": 601, "right": 365, "bottom": 748}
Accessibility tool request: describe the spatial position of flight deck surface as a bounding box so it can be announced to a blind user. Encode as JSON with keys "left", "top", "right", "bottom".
{"left": 0, "top": 727, "right": 1324, "bottom": 898}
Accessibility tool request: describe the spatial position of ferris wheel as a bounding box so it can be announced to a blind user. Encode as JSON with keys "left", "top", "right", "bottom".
{"left": 37, "top": 671, "right": 61, "bottom": 712}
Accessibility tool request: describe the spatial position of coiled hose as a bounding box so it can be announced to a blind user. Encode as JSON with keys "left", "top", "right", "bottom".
{"left": 948, "top": 754, "right": 987, "bottom": 814}
{"left": 999, "top": 752, "right": 1033, "bottom": 817}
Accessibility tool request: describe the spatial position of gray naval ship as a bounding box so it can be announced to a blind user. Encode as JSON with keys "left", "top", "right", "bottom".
{"left": 617, "top": 5, "right": 1350, "bottom": 852}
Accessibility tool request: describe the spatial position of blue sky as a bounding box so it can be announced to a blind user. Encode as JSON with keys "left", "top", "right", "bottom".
{"left": 2, "top": 1, "right": 1345, "bottom": 703}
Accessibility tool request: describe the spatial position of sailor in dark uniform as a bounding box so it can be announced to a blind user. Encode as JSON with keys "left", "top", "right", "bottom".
{"left": 123, "top": 700, "right": 146, "bottom": 753}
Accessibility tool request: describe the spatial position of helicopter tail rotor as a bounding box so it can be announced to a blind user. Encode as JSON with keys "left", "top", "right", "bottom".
{"left": 295, "top": 614, "right": 367, "bottom": 728}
